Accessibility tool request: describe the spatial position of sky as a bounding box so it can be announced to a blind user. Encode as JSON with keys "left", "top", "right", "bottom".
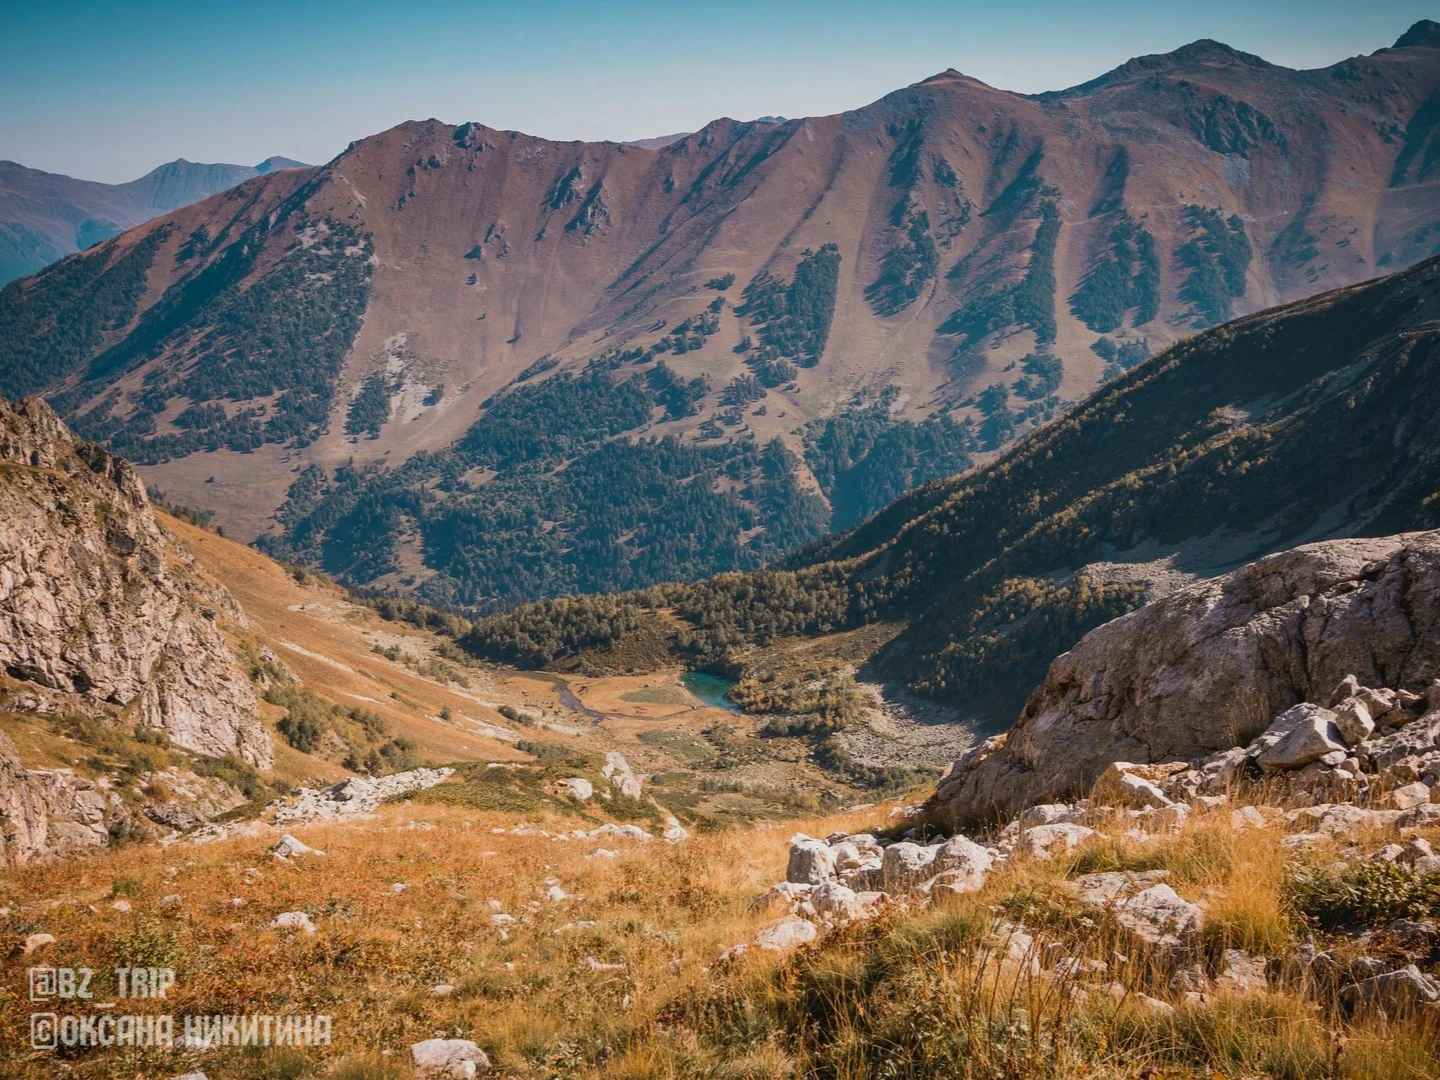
{"left": 1, "top": 0, "right": 1434, "bottom": 184}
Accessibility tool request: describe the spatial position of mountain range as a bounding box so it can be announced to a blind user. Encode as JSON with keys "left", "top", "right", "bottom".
{"left": 0, "top": 155, "right": 306, "bottom": 286}
{"left": 2, "top": 21, "right": 1439, "bottom": 614}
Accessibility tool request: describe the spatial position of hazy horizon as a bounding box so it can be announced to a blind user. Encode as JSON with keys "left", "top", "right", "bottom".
{"left": 2, "top": 0, "right": 1434, "bottom": 184}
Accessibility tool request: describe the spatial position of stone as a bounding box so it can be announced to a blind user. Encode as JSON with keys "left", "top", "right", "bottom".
{"left": 269, "top": 911, "right": 316, "bottom": 934}
{"left": 1284, "top": 803, "right": 1386, "bottom": 836}
{"left": 1229, "top": 805, "right": 1268, "bottom": 831}
{"left": 1069, "top": 870, "right": 1170, "bottom": 905}
{"left": 275, "top": 768, "right": 454, "bottom": 825}
{"left": 752, "top": 918, "right": 818, "bottom": 952}
{"left": 811, "top": 882, "right": 863, "bottom": 917}
{"left": 410, "top": 1038, "right": 491, "bottom": 1077}
{"left": 662, "top": 823, "right": 691, "bottom": 844}
{"left": 786, "top": 836, "right": 837, "bottom": 884}
{"left": 1016, "top": 823, "right": 1096, "bottom": 859}
{"left": 110, "top": 899, "right": 132, "bottom": 912}
{"left": 1112, "top": 885, "right": 1203, "bottom": 950}
{"left": 1015, "top": 803, "right": 1076, "bottom": 828}
{"left": 588, "top": 823, "right": 653, "bottom": 843}
{"left": 929, "top": 533, "right": 1440, "bottom": 824}
{"left": 171, "top": 1074, "right": 209, "bottom": 1080}
{"left": 1404, "top": 836, "right": 1435, "bottom": 862}
{"left": 429, "top": 983, "right": 456, "bottom": 997}
{"left": 1385, "top": 781, "right": 1432, "bottom": 810}
{"left": 882, "top": 841, "right": 940, "bottom": 887}
{"left": 1090, "top": 763, "right": 1175, "bottom": 809}
{"left": 1331, "top": 697, "right": 1376, "bottom": 745}
{"left": 1386, "top": 918, "right": 1438, "bottom": 946}
{"left": 270, "top": 834, "right": 322, "bottom": 859}
{"left": 1194, "top": 748, "right": 1249, "bottom": 794}
{"left": 1215, "top": 949, "right": 1268, "bottom": 992}
{"left": 1256, "top": 707, "right": 1347, "bottom": 772}
{"left": 543, "top": 885, "right": 567, "bottom": 903}
{"left": 1341, "top": 965, "right": 1440, "bottom": 1015}
{"left": 930, "top": 835, "right": 993, "bottom": 888}
{"left": 601, "top": 752, "right": 642, "bottom": 799}
{"left": 556, "top": 777, "right": 593, "bottom": 800}
{"left": 21, "top": 933, "right": 55, "bottom": 955}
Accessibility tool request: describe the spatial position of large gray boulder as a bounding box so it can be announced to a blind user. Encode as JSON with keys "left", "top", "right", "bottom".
{"left": 932, "top": 532, "right": 1440, "bottom": 824}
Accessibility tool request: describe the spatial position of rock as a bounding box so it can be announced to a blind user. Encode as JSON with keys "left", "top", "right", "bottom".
{"left": 1069, "top": 870, "right": 1170, "bottom": 905}
{"left": 270, "top": 834, "right": 322, "bottom": 859}
{"left": 269, "top": 911, "right": 316, "bottom": 934}
{"left": 110, "top": 899, "right": 132, "bottom": 912}
{"left": 786, "top": 837, "right": 837, "bottom": 884}
{"left": 429, "top": 983, "right": 456, "bottom": 997}
{"left": 1414, "top": 855, "right": 1440, "bottom": 878}
{"left": 662, "top": 823, "right": 690, "bottom": 844}
{"left": 1385, "top": 781, "right": 1433, "bottom": 810}
{"left": 411, "top": 1037, "right": 491, "bottom": 1077}
{"left": 1256, "top": 706, "right": 1347, "bottom": 772}
{"left": 1015, "top": 803, "right": 1076, "bottom": 828}
{"left": 171, "top": 1073, "right": 209, "bottom": 1080}
{"left": 1112, "top": 885, "right": 1203, "bottom": 950}
{"left": 1016, "top": 823, "right": 1096, "bottom": 859}
{"left": 601, "top": 752, "right": 642, "bottom": 799}
{"left": 0, "top": 399, "right": 268, "bottom": 775}
{"left": 1229, "top": 806, "right": 1268, "bottom": 831}
{"left": 21, "top": 932, "right": 55, "bottom": 955}
{"left": 1090, "top": 763, "right": 1175, "bottom": 809}
{"left": 929, "top": 533, "right": 1440, "bottom": 824}
{"left": 811, "top": 882, "right": 862, "bottom": 917}
{"left": 1194, "top": 748, "right": 1249, "bottom": 794}
{"left": 1386, "top": 918, "right": 1438, "bottom": 946}
{"left": 1331, "top": 697, "right": 1376, "bottom": 745}
{"left": 580, "top": 956, "right": 625, "bottom": 972}
{"left": 1404, "top": 836, "right": 1435, "bottom": 862}
{"left": 881, "top": 842, "right": 940, "bottom": 888}
{"left": 752, "top": 918, "right": 818, "bottom": 952}
{"left": 543, "top": 885, "right": 567, "bottom": 903}
{"left": 1215, "top": 949, "right": 1268, "bottom": 992}
{"left": 557, "top": 777, "right": 593, "bottom": 800}
{"left": 1341, "top": 964, "right": 1440, "bottom": 1015}
{"left": 1284, "top": 803, "right": 1387, "bottom": 836}
{"left": 929, "top": 835, "right": 993, "bottom": 892}
{"left": 275, "top": 768, "right": 454, "bottom": 824}
{"left": 588, "top": 823, "right": 653, "bottom": 843}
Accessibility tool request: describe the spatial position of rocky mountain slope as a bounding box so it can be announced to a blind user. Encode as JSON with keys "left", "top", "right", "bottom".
{"left": 3, "top": 23, "right": 1439, "bottom": 607}
{"left": 0, "top": 156, "right": 305, "bottom": 287}
{"left": 932, "top": 530, "right": 1440, "bottom": 822}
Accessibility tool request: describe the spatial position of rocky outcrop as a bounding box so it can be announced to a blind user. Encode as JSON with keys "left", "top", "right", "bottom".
{"left": 932, "top": 532, "right": 1440, "bottom": 824}
{"left": 0, "top": 397, "right": 267, "bottom": 768}
{"left": 0, "top": 730, "right": 118, "bottom": 862}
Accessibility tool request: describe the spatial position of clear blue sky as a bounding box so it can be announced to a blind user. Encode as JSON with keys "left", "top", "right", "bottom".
{"left": 1, "top": 0, "right": 1432, "bottom": 183}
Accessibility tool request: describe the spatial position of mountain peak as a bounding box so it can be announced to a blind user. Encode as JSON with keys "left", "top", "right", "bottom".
{"left": 1393, "top": 19, "right": 1440, "bottom": 49}
{"left": 1056, "top": 37, "right": 1273, "bottom": 96}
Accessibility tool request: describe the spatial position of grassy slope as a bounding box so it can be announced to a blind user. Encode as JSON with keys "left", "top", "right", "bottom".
{"left": 0, "top": 790, "right": 1435, "bottom": 1077}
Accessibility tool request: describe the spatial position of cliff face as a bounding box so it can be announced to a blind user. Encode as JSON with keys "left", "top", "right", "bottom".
{"left": 0, "top": 397, "right": 268, "bottom": 767}
{"left": 931, "top": 531, "right": 1440, "bottom": 823}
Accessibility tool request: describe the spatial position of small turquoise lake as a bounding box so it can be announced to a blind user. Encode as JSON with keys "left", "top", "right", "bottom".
{"left": 680, "top": 671, "right": 740, "bottom": 712}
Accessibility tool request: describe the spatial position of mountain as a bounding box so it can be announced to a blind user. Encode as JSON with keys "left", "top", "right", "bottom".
{"left": 465, "top": 247, "right": 1440, "bottom": 736}
{"left": 0, "top": 155, "right": 307, "bottom": 286}
{"left": 2, "top": 23, "right": 1439, "bottom": 610}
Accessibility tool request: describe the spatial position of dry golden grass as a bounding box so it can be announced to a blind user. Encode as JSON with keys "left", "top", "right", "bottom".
{"left": 0, "top": 796, "right": 1435, "bottom": 1078}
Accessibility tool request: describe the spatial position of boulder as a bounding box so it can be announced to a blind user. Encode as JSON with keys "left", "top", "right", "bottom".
{"left": 601, "top": 752, "right": 642, "bottom": 799}
{"left": 1090, "top": 763, "right": 1176, "bottom": 809}
{"left": 1214, "top": 949, "right": 1268, "bottom": 992}
{"left": 1340, "top": 964, "right": 1440, "bottom": 1015}
{"left": 411, "top": 1038, "right": 491, "bottom": 1077}
{"left": 1255, "top": 706, "right": 1347, "bottom": 772}
{"left": 1016, "top": 823, "right": 1096, "bottom": 859}
{"left": 753, "top": 918, "right": 818, "bottom": 952}
{"left": 557, "top": 778, "right": 593, "bottom": 800}
{"left": 1331, "top": 697, "right": 1376, "bottom": 745}
{"left": 929, "top": 533, "right": 1440, "bottom": 824}
{"left": 929, "top": 835, "right": 993, "bottom": 892}
{"left": 1112, "top": 885, "right": 1203, "bottom": 951}
{"left": 1384, "top": 781, "right": 1433, "bottom": 810}
{"left": 269, "top": 911, "right": 316, "bottom": 934}
{"left": 882, "top": 842, "right": 939, "bottom": 888}
{"left": 811, "top": 882, "right": 864, "bottom": 918}
{"left": 786, "top": 837, "right": 837, "bottom": 884}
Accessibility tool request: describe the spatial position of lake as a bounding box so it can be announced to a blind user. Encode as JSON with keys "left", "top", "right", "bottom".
{"left": 680, "top": 671, "right": 740, "bottom": 712}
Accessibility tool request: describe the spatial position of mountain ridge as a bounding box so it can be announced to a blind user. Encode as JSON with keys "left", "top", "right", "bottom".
{"left": 3, "top": 22, "right": 1439, "bottom": 610}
